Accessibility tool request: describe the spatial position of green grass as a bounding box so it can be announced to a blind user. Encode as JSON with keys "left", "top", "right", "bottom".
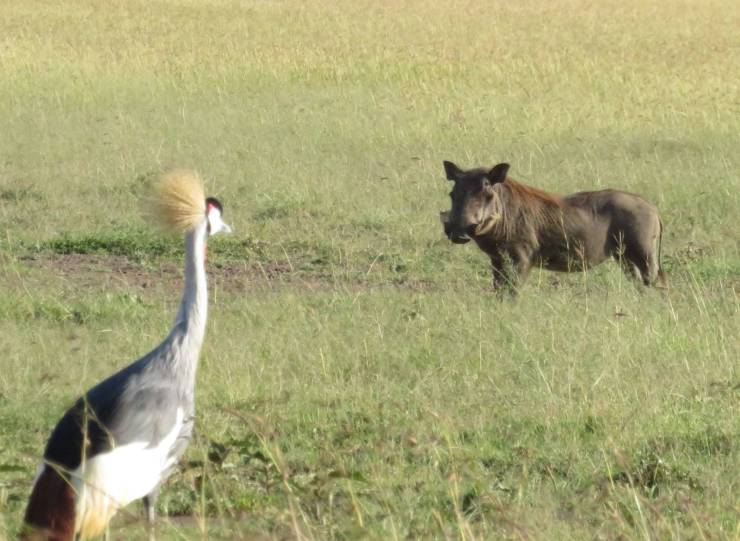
{"left": 1, "top": 0, "right": 738, "bottom": 539}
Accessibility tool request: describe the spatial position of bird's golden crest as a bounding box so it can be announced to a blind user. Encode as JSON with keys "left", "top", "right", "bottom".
{"left": 149, "top": 169, "right": 206, "bottom": 232}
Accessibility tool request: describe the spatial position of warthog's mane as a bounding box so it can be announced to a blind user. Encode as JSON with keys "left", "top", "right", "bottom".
{"left": 492, "top": 178, "right": 566, "bottom": 243}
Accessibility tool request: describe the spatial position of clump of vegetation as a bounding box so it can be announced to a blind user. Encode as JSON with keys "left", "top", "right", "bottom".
{"left": 39, "top": 229, "right": 178, "bottom": 260}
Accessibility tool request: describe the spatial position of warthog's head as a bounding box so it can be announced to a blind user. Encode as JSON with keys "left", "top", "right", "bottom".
{"left": 441, "top": 161, "right": 509, "bottom": 244}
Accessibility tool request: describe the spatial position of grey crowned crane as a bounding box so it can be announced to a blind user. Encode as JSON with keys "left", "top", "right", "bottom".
{"left": 21, "top": 170, "right": 231, "bottom": 541}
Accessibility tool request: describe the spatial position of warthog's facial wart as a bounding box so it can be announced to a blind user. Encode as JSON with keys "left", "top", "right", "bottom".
{"left": 474, "top": 214, "right": 501, "bottom": 237}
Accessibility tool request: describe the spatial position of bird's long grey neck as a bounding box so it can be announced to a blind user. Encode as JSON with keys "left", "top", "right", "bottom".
{"left": 173, "top": 221, "right": 208, "bottom": 352}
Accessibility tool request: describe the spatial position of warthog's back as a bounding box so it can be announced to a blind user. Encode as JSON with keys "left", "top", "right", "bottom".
{"left": 563, "top": 189, "right": 660, "bottom": 239}
{"left": 564, "top": 188, "right": 657, "bottom": 215}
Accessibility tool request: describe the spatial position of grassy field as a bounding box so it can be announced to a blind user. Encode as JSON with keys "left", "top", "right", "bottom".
{"left": 1, "top": 0, "right": 738, "bottom": 539}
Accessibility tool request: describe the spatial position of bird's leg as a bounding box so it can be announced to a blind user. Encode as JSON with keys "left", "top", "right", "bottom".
{"left": 144, "top": 487, "right": 159, "bottom": 541}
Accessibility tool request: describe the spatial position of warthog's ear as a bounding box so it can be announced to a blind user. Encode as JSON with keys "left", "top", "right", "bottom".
{"left": 443, "top": 160, "right": 462, "bottom": 181}
{"left": 486, "top": 163, "right": 509, "bottom": 184}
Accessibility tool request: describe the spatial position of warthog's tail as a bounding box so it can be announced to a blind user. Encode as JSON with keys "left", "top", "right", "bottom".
{"left": 657, "top": 218, "right": 667, "bottom": 287}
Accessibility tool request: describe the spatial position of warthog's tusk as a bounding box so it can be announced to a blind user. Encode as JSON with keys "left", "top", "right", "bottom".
{"left": 474, "top": 214, "right": 501, "bottom": 236}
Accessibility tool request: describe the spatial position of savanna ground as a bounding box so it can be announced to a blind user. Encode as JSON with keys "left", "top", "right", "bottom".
{"left": 0, "top": 1, "right": 738, "bottom": 539}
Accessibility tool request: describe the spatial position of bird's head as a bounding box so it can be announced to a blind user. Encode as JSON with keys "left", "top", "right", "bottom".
{"left": 205, "top": 197, "right": 232, "bottom": 236}
{"left": 150, "top": 169, "right": 232, "bottom": 238}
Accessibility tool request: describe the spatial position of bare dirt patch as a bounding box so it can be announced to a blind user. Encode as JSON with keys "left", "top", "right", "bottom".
{"left": 17, "top": 253, "right": 439, "bottom": 294}
{"left": 19, "top": 253, "right": 307, "bottom": 293}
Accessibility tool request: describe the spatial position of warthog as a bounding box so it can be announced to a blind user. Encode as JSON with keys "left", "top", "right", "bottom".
{"left": 441, "top": 161, "right": 665, "bottom": 289}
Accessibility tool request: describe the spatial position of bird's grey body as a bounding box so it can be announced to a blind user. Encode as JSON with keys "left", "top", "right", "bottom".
{"left": 23, "top": 184, "right": 231, "bottom": 541}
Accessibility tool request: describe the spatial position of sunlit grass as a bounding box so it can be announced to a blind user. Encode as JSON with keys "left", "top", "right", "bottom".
{"left": 1, "top": 0, "right": 738, "bottom": 539}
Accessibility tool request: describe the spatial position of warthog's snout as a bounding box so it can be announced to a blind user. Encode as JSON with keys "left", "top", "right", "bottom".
{"left": 451, "top": 235, "right": 472, "bottom": 244}
{"left": 445, "top": 223, "right": 475, "bottom": 244}
{"left": 440, "top": 211, "right": 475, "bottom": 244}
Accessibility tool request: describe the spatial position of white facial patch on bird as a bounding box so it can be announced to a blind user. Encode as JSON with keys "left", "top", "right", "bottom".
{"left": 71, "top": 408, "right": 185, "bottom": 539}
{"left": 206, "top": 204, "right": 232, "bottom": 236}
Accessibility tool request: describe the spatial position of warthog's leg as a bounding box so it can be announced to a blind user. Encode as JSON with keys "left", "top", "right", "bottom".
{"left": 619, "top": 258, "right": 644, "bottom": 283}
{"left": 510, "top": 248, "right": 533, "bottom": 289}
{"left": 612, "top": 235, "right": 656, "bottom": 287}
{"left": 489, "top": 252, "right": 510, "bottom": 291}
{"left": 490, "top": 249, "right": 533, "bottom": 294}
{"left": 617, "top": 249, "right": 660, "bottom": 287}
{"left": 643, "top": 251, "right": 664, "bottom": 286}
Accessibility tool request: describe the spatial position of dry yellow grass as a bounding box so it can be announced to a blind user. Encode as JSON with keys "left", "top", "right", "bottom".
{"left": 1, "top": 1, "right": 738, "bottom": 539}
